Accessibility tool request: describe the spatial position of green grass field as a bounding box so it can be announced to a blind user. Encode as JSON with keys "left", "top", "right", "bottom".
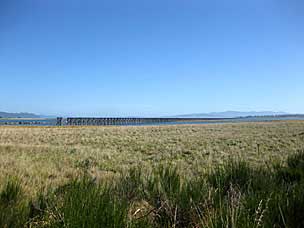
{"left": 1, "top": 121, "right": 304, "bottom": 193}
{"left": 0, "top": 121, "right": 304, "bottom": 227}
{"left": 0, "top": 121, "right": 304, "bottom": 191}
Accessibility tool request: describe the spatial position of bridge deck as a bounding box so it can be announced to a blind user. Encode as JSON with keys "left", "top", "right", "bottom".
{"left": 56, "top": 117, "right": 231, "bottom": 126}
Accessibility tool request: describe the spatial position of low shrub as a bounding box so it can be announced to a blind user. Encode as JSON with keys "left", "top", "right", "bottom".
{"left": 48, "top": 177, "right": 130, "bottom": 227}
{"left": 0, "top": 178, "right": 30, "bottom": 228}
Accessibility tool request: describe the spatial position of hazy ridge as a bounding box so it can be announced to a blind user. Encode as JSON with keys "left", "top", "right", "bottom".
{"left": 173, "top": 111, "right": 289, "bottom": 118}
{"left": 0, "top": 111, "right": 40, "bottom": 118}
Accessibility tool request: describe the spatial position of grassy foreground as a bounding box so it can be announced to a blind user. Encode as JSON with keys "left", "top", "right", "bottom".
{"left": 1, "top": 150, "right": 304, "bottom": 227}
{"left": 0, "top": 121, "right": 304, "bottom": 227}
{"left": 0, "top": 121, "right": 304, "bottom": 193}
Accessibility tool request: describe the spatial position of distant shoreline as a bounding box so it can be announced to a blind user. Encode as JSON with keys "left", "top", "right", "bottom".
{"left": 0, "top": 118, "right": 50, "bottom": 120}
{"left": 1, "top": 116, "right": 304, "bottom": 127}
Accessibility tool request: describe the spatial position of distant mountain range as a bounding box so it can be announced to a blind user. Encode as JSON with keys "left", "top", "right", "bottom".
{"left": 0, "top": 111, "right": 41, "bottom": 118}
{"left": 173, "top": 111, "right": 289, "bottom": 118}
{"left": 1, "top": 110, "right": 302, "bottom": 119}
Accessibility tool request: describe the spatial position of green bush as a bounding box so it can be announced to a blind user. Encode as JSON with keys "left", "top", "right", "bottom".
{"left": 207, "top": 160, "right": 253, "bottom": 193}
{"left": 48, "top": 177, "right": 130, "bottom": 227}
{"left": 0, "top": 178, "right": 30, "bottom": 228}
{"left": 276, "top": 150, "right": 304, "bottom": 184}
{"left": 143, "top": 165, "right": 209, "bottom": 227}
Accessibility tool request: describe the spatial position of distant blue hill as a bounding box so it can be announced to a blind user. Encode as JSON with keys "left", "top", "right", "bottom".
{"left": 0, "top": 111, "right": 41, "bottom": 118}
{"left": 173, "top": 111, "right": 289, "bottom": 118}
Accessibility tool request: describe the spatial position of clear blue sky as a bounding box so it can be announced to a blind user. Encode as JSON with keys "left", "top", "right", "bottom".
{"left": 1, "top": 0, "right": 303, "bottom": 117}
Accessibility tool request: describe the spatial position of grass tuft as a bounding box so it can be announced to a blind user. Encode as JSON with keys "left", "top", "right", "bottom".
{"left": 1, "top": 151, "right": 304, "bottom": 227}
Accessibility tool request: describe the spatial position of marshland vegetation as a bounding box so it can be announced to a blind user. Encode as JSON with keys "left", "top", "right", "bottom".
{"left": 0, "top": 121, "right": 304, "bottom": 227}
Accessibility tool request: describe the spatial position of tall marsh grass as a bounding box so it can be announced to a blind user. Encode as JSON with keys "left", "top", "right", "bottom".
{"left": 1, "top": 150, "right": 304, "bottom": 227}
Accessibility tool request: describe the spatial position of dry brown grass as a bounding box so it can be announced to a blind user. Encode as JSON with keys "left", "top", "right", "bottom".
{"left": 0, "top": 121, "right": 304, "bottom": 194}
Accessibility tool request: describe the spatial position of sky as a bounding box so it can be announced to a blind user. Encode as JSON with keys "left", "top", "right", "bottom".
{"left": 1, "top": 0, "right": 303, "bottom": 117}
